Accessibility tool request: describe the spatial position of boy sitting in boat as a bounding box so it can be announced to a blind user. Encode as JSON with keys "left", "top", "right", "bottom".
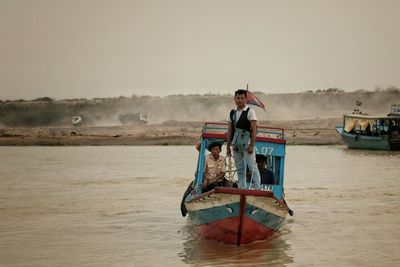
{"left": 246, "top": 155, "right": 276, "bottom": 187}
{"left": 256, "top": 154, "right": 276, "bottom": 185}
{"left": 202, "top": 142, "right": 226, "bottom": 192}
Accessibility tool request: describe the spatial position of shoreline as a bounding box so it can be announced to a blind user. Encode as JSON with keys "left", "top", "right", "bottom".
{"left": 0, "top": 118, "right": 343, "bottom": 146}
{"left": 0, "top": 134, "right": 342, "bottom": 146}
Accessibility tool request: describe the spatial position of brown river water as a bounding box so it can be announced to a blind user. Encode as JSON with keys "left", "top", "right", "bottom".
{"left": 0, "top": 146, "right": 399, "bottom": 267}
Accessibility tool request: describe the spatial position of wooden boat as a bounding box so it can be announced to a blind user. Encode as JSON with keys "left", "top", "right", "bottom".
{"left": 336, "top": 104, "right": 400, "bottom": 150}
{"left": 181, "top": 122, "right": 292, "bottom": 245}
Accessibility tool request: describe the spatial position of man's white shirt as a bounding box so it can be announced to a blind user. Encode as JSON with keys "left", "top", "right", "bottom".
{"left": 227, "top": 105, "right": 257, "bottom": 123}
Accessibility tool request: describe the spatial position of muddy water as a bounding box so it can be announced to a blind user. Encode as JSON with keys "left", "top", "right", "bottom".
{"left": 0, "top": 146, "right": 399, "bottom": 266}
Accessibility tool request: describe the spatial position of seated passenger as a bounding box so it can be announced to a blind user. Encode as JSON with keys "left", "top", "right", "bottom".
{"left": 256, "top": 155, "right": 276, "bottom": 185}
{"left": 365, "top": 125, "right": 372, "bottom": 136}
{"left": 202, "top": 142, "right": 226, "bottom": 192}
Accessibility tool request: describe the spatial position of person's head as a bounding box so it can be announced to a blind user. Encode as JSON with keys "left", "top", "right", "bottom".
{"left": 208, "top": 142, "right": 222, "bottom": 158}
{"left": 234, "top": 89, "right": 247, "bottom": 109}
{"left": 256, "top": 154, "right": 266, "bottom": 171}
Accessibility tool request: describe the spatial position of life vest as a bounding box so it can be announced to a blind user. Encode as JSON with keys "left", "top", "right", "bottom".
{"left": 230, "top": 108, "right": 252, "bottom": 140}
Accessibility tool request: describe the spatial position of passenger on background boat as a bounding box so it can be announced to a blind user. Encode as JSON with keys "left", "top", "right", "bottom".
{"left": 202, "top": 142, "right": 226, "bottom": 192}
{"left": 256, "top": 154, "right": 276, "bottom": 185}
{"left": 226, "top": 89, "right": 261, "bottom": 189}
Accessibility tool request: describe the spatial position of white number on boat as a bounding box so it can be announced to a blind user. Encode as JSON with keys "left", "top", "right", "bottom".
{"left": 257, "top": 146, "right": 274, "bottom": 155}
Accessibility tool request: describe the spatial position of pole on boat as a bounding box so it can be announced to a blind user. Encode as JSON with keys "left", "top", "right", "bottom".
{"left": 195, "top": 139, "right": 207, "bottom": 194}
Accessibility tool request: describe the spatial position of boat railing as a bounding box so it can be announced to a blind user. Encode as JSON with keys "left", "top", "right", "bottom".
{"left": 201, "top": 122, "right": 285, "bottom": 142}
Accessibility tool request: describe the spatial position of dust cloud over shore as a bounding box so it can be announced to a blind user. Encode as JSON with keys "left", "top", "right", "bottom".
{"left": 0, "top": 90, "right": 398, "bottom": 145}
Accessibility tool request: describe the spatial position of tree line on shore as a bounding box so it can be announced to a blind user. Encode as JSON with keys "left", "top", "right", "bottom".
{"left": 0, "top": 87, "right": 399, "bottom": 127}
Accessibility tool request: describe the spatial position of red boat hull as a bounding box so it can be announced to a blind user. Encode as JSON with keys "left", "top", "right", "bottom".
{"left": 195, "top": 216, "right": 276, "bottom": 245}
{"left": 185, "top": 188, "right": 287, "bottom": 245}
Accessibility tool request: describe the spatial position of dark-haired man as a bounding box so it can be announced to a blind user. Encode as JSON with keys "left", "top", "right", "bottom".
{"left": 202, "top": 142, "right": 226, "bottom": 192}
{"left": 256, "top": 154, "right": 276, "bottom": 185}
{"left": 226, "top": 89, "right": 261, "bottom": 189}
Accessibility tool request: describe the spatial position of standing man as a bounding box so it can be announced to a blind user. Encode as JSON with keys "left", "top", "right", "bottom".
{"left": 226, "top": 89, "right": 261, "bottom": 189}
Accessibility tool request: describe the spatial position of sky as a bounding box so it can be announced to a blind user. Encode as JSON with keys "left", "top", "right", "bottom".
{"left": 0, "top": 0, "right": 399, "bottom": 100}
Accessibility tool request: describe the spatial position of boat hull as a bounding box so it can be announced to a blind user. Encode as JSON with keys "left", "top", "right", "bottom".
{"left": 185, "top": 188, "right": 287, "bottom": 245}
{"left": 336, "top": 126, "right": 392, "bottom": 150}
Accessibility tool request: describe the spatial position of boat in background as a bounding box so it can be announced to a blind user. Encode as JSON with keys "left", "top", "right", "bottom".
{"left": 181, "top": 122, "right": 292, "bottom": 245}
{"left": 336, "top": 104, "right": 400, "bottom": 150}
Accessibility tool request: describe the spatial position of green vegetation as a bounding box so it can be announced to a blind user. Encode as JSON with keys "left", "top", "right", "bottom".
{"left": 0, "top": 102, "right": 70, "bottom": 127}
{"left": 0, "top": 88, "right": 398, "bottom": 127}
{"left": 33, "top": 97, "right": 54, "bottom": 102}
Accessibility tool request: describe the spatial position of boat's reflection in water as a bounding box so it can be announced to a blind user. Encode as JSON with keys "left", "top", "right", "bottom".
{"left": 179, "top": 221, "right": 294, "bottom": 266}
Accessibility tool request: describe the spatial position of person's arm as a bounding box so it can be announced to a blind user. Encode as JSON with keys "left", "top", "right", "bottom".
{"left": 226, "top": 123, "right": 232, "bottom": 156}
{"left": 202, "top": 158, "right": 208, "bottom": 188}
{"left": 202, "top": 176, "right": 208, "bottom": 189}
{"left": 248, "top": 120, "right": 257, "bottom": 154}
{"left": 210, "top": 171, "right": 226, "bottom": 184}
{"left": 211, "top": 158, "right": 226, "bottom": 184}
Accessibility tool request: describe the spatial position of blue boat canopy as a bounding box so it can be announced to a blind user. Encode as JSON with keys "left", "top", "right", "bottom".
{"left": 194, "top": 122, "right": 287, "bottom": 200}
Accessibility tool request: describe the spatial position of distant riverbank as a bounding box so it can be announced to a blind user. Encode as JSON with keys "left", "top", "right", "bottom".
{"left": 0, "top": 118, "right": 342, "bottom": 146}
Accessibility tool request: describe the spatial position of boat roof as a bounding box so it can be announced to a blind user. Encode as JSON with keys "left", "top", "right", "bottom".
{"left": 201, "top": 122, "right": 286, "bottom": 144}
{"left": 344, "top": 114, "right": 400, "bottom": 119}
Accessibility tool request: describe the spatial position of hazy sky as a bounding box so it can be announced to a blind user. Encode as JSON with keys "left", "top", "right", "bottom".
{"left": 1, "top": 0, "right": 399, "bottom": 100}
